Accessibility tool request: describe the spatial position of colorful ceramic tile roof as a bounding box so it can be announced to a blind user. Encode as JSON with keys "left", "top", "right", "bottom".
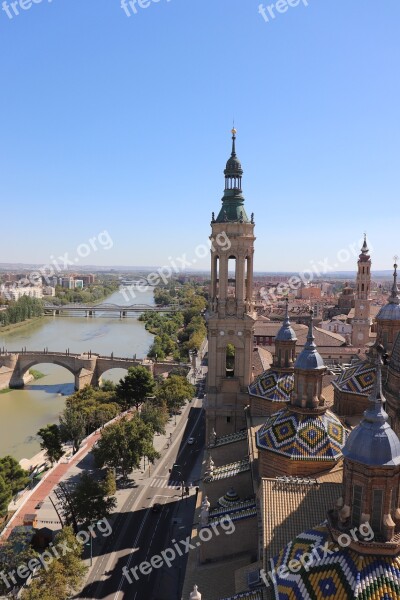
{"left": 270, "top": 524, "right": 400, "bottom": 600}
{"left": 209, "top": 429, "right": 248, "bottom": 448}
{"left": 332, "top": 359, "right": 375, "bottom": 396}
{"left": 203, "top": 459, "right": 250, "bottom": 482}
{"left": 256, "top": 408, "right": 347, "bottom": 461}
{"left": 249, "top": 370, "right": 295, "bottom": 403}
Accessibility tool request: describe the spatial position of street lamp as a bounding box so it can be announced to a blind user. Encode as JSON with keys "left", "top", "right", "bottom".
{"left": 86, "top": 521, "right": 104, "bottom": 566}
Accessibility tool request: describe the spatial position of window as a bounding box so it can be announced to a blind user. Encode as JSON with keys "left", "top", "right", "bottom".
{"left": 391, "top": 487, "right": 398, "bottom": 513}
{"left": 371, "top": 489, "right": 384, "bottom": 533}
{"left": 226, "top": 344, "right": 235, "bottom": 377}
{"left": 227, "top": 256, "right": 237, "bottom": 298}
{"left": 352, "top": 485, "right": 363, "bottom": 527}
{"left": 226, "top": 416, "right": 231, "bottom": 423}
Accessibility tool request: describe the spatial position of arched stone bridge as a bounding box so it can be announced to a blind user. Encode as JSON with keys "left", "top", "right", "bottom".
{"left": 0, "top": 350, "right": 184, "bottom": 391}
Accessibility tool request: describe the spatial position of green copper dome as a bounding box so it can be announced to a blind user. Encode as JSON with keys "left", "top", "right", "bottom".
{"left": 215, "top": 129, "right": 251, "bottom": 224}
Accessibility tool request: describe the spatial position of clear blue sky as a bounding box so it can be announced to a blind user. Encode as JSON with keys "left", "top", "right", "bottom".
{"left": 1, "top": 0, "right": 399, "bottom": 272}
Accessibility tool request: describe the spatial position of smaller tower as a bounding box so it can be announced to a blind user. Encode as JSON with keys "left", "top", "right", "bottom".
{"left": 291, "top": 310, "right": 326, "bottom": 409}
{"left": 329, "top": 351, "right": 400, "bottom": 550}
{"left": 273, "top": 299, "right": 297, "bottom": 371}
{"left": 256, "top": 311, "right": 347, "bottom": 477}
{"left": 351, "top": 235, "right": 372, "bottom": 346}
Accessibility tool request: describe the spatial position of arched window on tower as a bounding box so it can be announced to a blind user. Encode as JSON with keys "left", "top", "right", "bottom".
{"left": 371, "top": 489, "right": 384, "bottom": 533}
{"left": 227, "top": 256, "right": 237, "bottom": 298}
{"left": 362, "top": 284, "right": 365, "bottom": 292}
{"left": 226, "top": 344, "right": 235, "bottom": 377}
{"left": 352, "top": 485, "right": 363, "bottom": 527}
{"left": 213, "top": 256, "right": 219, "bottom": 299}
{"left": 285, "top": 350, "right": 289, "bottom": 367}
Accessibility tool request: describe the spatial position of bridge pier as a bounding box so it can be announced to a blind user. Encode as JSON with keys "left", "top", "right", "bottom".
{"left": 75, "top": 369, "right": 98, "bottom": 390}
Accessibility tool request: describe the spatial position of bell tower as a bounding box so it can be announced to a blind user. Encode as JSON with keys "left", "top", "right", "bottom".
{"left": 352, "top": 235, "right": 372, "bottom": 346}
{"left": 206, "top": 129, "right": 256, "bottom": 437}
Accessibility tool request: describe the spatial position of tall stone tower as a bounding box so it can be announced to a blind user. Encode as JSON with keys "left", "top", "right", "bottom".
{"left": 206, "top": 129, "right": 256, "bottom": 438}
{"left": 351, "top": 235, "right": 372, "bottom": 346}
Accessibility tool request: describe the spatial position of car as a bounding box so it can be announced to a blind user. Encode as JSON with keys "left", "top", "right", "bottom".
{"left": 187, "top": 437, "right": 195, "bottom": 445}
{"left": 34, "top": 501, "right": 44, "bottom": 510}
{"left": 152, "top": 503, "right": 162, "bottom": 513}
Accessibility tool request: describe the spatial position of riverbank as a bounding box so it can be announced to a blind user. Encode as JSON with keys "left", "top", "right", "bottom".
{"left": 0, "top": 316, "right": 44, "bottom": 334}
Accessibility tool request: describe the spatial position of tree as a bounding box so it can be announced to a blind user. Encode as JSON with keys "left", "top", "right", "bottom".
{"left": 103, "top": 469, "right": 117, "bottom": 496}
{"left": 0, "top": 529, "right": 38, "bottom": 595}
{"left": 0, "top": 456, "right": 29, "bottom": 495}
{"left": 115, "top": 366, "right": 155, "bottom": 411}
{"left": 62, "top": 473, "right": 116, "bottom": 527}
{"left": 156, "top": 375, "right": 195, "bottom": 413}
{"left": 21, "top": 526, "right": 87, "bottom": 600}
{"left": 140, "top": 402, "right": 169, "bottom": 435}
{"left": 37, "top": 424, "right": 63, "bottom": 465}
{"left": 93, "top": 417, "right": 160, "bottom": 480}
{"left": 0, "top": 475, "right": 11, "bottom": 517}
{"left": 100, "top": 379, "right": 116, "bottom": 391}
{"left": 59, "top": 407, "right": 86, "bottom": 454}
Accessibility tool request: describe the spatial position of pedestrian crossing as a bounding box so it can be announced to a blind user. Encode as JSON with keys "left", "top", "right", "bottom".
{"left": 150, "top": 477, "right": 182, "bottom": 490}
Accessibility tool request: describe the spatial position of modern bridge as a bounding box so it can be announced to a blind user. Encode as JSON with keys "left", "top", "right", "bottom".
{"left": 0, "top": 350, "right": 185, "bottom": 391}
{"left": 43, "top": 303, "right": 178, "bottom": 317}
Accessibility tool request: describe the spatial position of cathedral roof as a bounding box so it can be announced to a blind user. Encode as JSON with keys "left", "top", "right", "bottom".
{"left": 269, "top": 524, "right": 400, "bottom": 600}
{"left": 248, "top": 370, "right": 294, "bottom": 403}
{"left": 332, "top": 359, "right": 375, "bottom": 396}
{"left": 256, "top": 408, "right": 347, "bottom": 461}
{"left": 342, "top": 357, "right": 400, "bottom": 466}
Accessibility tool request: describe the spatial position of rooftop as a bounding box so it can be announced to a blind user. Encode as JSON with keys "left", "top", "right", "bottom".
{"left": 256, "top": 408, "right": 347, "bottom": 461}
{"left": 269, "top": 523, "right": 400, "bottom": 600}
{"left": 261, "top": 470, "right": 343, "bottom": 568}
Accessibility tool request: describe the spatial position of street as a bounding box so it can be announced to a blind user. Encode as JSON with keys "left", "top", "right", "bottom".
{"left": 78, "top": 401, "right": 205, "bottom": 600}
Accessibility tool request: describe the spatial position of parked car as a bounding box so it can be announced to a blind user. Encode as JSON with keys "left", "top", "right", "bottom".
{"left": 187, "top": 437, "right": 195, "bottom": 445}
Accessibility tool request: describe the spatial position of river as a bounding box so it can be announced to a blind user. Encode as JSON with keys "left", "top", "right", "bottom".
{"left": 0, "top": 287, "right": 155, "bottom": 461}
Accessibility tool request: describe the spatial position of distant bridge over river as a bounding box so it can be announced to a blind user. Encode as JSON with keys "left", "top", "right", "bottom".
{"left": 43, "top": 303, "right": 178, "bottom": 317}
{"left": 0, "top": 350, "right": 184, "bottom": 391}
